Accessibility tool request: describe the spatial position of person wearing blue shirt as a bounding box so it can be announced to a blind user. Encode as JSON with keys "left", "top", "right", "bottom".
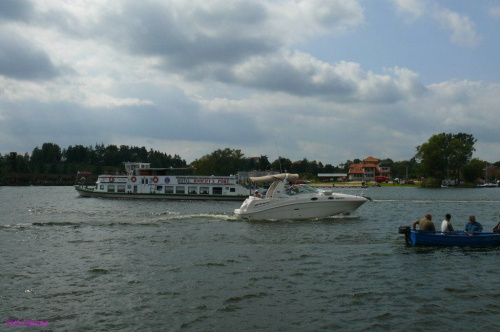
{"left": 464, "top": 215, "right": 483, "bottom": 234}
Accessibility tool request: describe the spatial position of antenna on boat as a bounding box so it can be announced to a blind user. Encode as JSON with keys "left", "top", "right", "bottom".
{"left": 274, "top": 139, "right": 283, "bottom": 173}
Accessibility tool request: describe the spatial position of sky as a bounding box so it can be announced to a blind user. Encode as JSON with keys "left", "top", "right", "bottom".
{"left": 1, "top": 0, "right": 500, "bottom": 166}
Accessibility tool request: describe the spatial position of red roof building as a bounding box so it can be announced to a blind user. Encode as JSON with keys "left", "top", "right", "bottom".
{"left": 347, "top": 156, "right": 391, "bottom": 181}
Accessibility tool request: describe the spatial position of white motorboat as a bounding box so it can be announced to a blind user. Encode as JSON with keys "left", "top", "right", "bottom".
{"left": 477, "top": 182, "right": 498, "bottom": 188}
{"left": 234, "top": 173, "right": 370, "bottom": 220}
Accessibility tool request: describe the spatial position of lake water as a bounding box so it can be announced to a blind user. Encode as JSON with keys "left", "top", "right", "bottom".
{"left": 1, "top": 186, "right": 500, "bottom": 331}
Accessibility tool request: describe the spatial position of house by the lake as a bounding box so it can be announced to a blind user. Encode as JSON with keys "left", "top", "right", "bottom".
{"left": 348, "top": 156, "right": 391, "bottom": 181}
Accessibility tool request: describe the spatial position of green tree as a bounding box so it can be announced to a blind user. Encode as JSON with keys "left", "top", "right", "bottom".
{"left": 271, "top": 157, "right": 292, "bottom": 173}
{"left": 338, "top": 160, "right": 353, "bottom": 173}
{"left": 323, "top": 164, "right": 336, "bottom": 173}
{"left": 391, "top": 159, "right": 418, "bottom": 179}
{"left": 41, "top": 143, "right": 62, "bottom": 164}
{"left": 415, "top": 133, "right": 475, "bottom": 181}
{"left": 244, "top": 157, "right": 259, "bottom": 171}
{"left": 258, "top": 155, "right": 271, "bottom": 171}
{"left": 306, "top": 160, "right": 319, "bottom": 175}
{"left": 64, "top": 145, "right": 89, "bottom": 163}
{"left": 171, "top": 154, "right": 187, "bottom": 168}
{"left": 447, "top": 133, "right": 476, "bottom": 180}
{"left": 103, "top": 145, "right": 120, "bottom": 166}
{"left": 291, "top": 158, "right": 308, "bottom": 174}
{"left": 191, "top": 148, "right": 246, "bottom": 175}
{"left": 94, "top": 143, "right": 106, "bottom": 165}
{"left": 461, "top": 158, "right": 485, "bottom": 183}
{"left": 6, "top": 152, "right": 18, "bottom": 173}
{"left": 30, "top": 147, "right": 44, "bottom": 173}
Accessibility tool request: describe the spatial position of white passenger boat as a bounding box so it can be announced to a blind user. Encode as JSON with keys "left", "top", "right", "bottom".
{"left": 74, "top": 162, "right": 254, "bottom": 201}
{"left": 234, "top": 173, "right": 370, "bottom": 220}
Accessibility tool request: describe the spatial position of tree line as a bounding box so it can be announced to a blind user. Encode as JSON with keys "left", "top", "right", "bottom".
{"left": 0, "top": 133, "right": 498, "bottom": 186}
{"left": 0, "top": 143, "right": 187, "bottom": 182}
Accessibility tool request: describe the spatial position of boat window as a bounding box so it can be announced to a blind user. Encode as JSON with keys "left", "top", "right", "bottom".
{"left": 107, "top": 185, "right": 115, "bottom": 193}
{"left": 230, "top": 188, "right": 236, "bottom": 192}
{"left": 284, "top": 184, "right": 318, "bottom": 196}
{"left": 156, "top": 186, "right": 163, "bottom": 191}
{"left": 176, "top": 186, "right": 185, "bottom": 194}
{"left": 100, "top": 185, "right": 104, "bottom": 190}
{"left": 296, "top": 185, "right": 319, "bottom": 194}
{"left": 200, "top": 187, "right": 209, "bottom": 194}
{"left": 117, "top": 185, "right": 126, "bottom": 193}
{"left": 188, "top": 186, "right": 198, "bottom": 194}
{"left": 213, "top": 187, "right": 222, "bottom": 195}
{"left": 165, "top": 186, "right": 174, "bottom": 193}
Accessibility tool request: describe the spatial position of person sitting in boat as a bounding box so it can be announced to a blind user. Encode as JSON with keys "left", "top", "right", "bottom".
{"left": 254, "top": 190, "right": 263, "bottom": 198}
{"left": 464, "top": 215, "right": 483, "bottom": 234}
{"left": 412, "top": 214, "right": 435, "bottom": 231}
{"left": 492, "top": 215, "right": 500, "bottom": 233}
{"left": 441, "top": 213, "right": 454, "bottom": 232}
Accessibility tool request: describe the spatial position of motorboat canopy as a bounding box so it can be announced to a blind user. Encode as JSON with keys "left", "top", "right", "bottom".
{"left": 249, "top": 173, "right": 318, "bottom": 199}
{"left": 249, "top": 173, "right": 299, "bottom": 183}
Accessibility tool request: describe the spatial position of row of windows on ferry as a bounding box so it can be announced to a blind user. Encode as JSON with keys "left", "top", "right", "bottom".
{"left": 101, "top": 184, "right": 236, "bottom": 195}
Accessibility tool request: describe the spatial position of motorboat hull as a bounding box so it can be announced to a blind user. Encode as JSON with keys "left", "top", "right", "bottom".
{"left": 234, "top": 195, "right": 368, "bottom": 220}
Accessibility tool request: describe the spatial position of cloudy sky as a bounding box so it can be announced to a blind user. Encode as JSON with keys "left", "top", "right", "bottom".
{"left": 1, "top": 0, "right": 499, "bottom": 165}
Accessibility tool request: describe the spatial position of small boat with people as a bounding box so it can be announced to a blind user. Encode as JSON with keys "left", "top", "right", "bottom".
{"left": 398, "top": 226, "right": 500, "bottom": 247}
{"left": 74, "top": 162, "right": 258, "bottom": 201}
{"left": 234, "top": 173, "right": 371, "bottom": 220}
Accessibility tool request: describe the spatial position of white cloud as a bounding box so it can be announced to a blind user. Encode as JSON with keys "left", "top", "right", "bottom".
{"left": 488, "top": 6, "right": 500, "bottom": 19}
{"left": 295, "top": 0, "right": 364, "bottom": 33}
{"left": 388, "top": 1, "right": 482, "bottom": 48}
{"left": 389, "top": 0, "right": 426, "bottom": 22}
{"left": 431, "top": 6, "right": 482, "bottom": 48}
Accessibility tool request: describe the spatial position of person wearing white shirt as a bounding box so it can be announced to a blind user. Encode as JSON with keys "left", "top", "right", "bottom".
{"left": 441, "top": 213, "right": 454, "bottom": 232}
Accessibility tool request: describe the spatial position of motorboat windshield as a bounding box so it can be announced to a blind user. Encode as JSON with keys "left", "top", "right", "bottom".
{"left": 286, "top": 184, "right": 318, "bottom": 195}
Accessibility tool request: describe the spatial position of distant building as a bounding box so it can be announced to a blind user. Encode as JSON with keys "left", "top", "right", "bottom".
{"left": 348, "top": 156, "right": 391, "bottom": 181}
{"left": 317, "top": 173, "right": 348, "bottom": 181}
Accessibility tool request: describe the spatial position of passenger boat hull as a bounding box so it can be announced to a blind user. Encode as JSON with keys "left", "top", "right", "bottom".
{"left": 399, "top": 228, "right": 500, "bottom": 247}
{"left": 75, "top": 185, "right": 247, "bottom": 201}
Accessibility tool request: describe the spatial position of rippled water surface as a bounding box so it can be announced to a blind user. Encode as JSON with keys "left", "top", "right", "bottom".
{"left": 1, "top": 186, "right": 500, "bottom": 331}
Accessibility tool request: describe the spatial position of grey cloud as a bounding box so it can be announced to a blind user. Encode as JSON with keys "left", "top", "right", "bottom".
{"left": 1, "top": 1, "right": 419, "bottom": 104}
{"left": 30, "top": 1, "right": 369, "bottom": 101}
{"left": 0, "top": 0, "right": 33, "bottom": 21}
{"left": 99, "top": 1, "right": 277, "bottom": 72}
{"left": 191, "top": 1, "right": 268, "bottom": 27}
{"left": 0, "top": 32, "right": 60, "bottom": 80}
{"left": 220, "top": 57, "right": 359, "bottom": 100}
{"left": 0, "top": 95, "right": 264, "bottom": 150}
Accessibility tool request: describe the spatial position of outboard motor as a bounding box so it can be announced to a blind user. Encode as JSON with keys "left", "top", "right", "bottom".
{"left": 398, "top": 226, "right": 411, "bottom": 245}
